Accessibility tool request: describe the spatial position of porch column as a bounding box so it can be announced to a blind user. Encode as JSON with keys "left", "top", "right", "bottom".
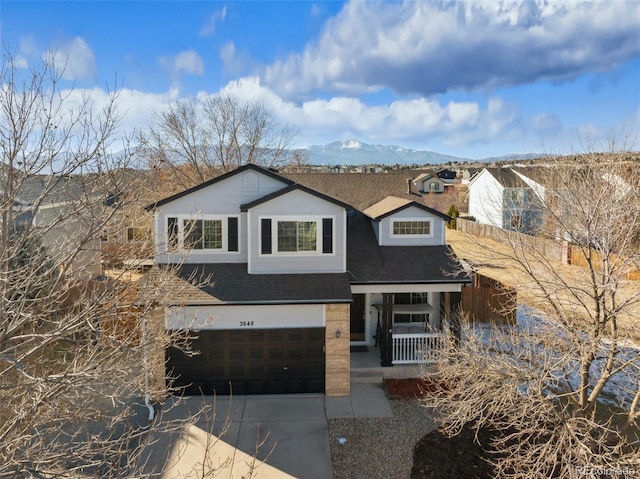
{"left": 380, "top": 293, "right": 393, "bottom": 367}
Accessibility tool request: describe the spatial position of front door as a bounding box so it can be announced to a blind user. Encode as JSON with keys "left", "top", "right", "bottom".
{"left": 350, "top": 294, "right": 366, "bottom": 342}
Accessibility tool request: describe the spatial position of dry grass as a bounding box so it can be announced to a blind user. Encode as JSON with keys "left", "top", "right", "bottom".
{"left": 446, "top": 228, "right": 640, "bottom": 343}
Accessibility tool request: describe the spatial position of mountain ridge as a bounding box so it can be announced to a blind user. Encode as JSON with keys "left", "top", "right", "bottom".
{"left": 300, "top": 139, "right": 540, "bottom": 165}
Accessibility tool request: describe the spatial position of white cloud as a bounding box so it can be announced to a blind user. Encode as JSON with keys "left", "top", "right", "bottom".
{"left": 44, "top": 37, "right": 96, "bottom": 81}
{"left": 263, "top": 0, "right": 640, "bottom": 99}
{"left": 192, "top": 76, "right": 522, "bottom": 149}
{"left": 51, "top": 77, "right": 635, "bottom": 158}
{"left": 158, "top": 50, "right": 205, "bottom": 78}
{"left": 19, "top": 35, "right": 39, "bottom": 56}
{"left": 14, "top": 56, "right": 29, "bottom": 69}
{"left": 200, "top": 6, "right": 227, "bottom": 37}
{"left": 219, "top": 42, "right": 236, "bottom": 69}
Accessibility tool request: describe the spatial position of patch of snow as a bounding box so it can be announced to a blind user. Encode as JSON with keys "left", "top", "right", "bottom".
{"left": 340, "top": 139, "right": 362, "bottom": 150}
{"left": 468, "top": 305, "right": 640, "bottom": 409}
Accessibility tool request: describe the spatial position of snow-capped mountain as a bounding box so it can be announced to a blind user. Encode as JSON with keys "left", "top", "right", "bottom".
{"left": 301, "top": 140, "right": 539, "bottom": 166}
{"left": 302, "top": 140, "right": 469, "bottom": 165}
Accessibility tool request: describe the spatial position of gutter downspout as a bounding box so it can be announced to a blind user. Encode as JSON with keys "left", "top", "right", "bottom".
{"left": 141, "top": 312, "right": 155, "bottom": 422}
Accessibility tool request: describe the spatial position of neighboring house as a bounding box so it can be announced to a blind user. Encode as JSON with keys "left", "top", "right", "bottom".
{"left": 413, "top": 172, "right": 446, "bottom": 194}
{"left": 16, "top": 175, "right": 109, "bottom": 279}
{"left": 145, "top": 164, "right": 469, "bottom": 397}
{"left": 468, "top": 167, "right": 544, "bottom": 233}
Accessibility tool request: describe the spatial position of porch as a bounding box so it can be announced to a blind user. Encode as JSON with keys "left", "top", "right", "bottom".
{"left": 390, "top": 329, "right": 446, "bottom": 365}
{"left": 349, "top": 286, "right": 461, "bottom": 367}
{"left": 350, "top": 345, "right": 439, "bottom": 380}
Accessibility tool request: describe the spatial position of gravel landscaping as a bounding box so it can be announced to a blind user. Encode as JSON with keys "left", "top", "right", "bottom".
{"left": 328, "top": 399, "right": 438, "bottom": 479}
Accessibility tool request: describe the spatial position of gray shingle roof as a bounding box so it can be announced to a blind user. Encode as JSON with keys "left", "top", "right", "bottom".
{"left": 285, "top": 171, "right": 425, "bottom": 211}
{"left": 161, "top": 263, "right": 353, "bottom": 304}
{"left": 484, "top": 168, "right": 529, "bottom": 188}
{"left": 346, "top": 210, "right": 470, "bottom": 284}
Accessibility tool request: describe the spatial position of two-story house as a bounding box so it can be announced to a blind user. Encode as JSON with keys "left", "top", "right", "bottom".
{"left": 145, "top": 164, "right": 469, "bottom": 397}
{"left": 468, "top": 167, "right": 544, "bottom": 234}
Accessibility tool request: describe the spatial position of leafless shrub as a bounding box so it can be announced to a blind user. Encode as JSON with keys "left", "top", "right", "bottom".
{"left": 427, "top": 150, "right": 640, "bottom": 478}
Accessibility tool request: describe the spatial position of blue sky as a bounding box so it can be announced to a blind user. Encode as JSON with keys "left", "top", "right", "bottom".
{"left": 2, "top": 0, "right": 639, "bottom": 159}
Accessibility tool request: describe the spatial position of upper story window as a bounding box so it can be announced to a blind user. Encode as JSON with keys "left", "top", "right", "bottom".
{"left": 392, "top": 220, "right": 432, "bottom": 237}
{"left": 166, "top": 215, "right": 239, "bottom": 253}
{"left": 261, "top": 216, "right": 333, "bottom": 255}
{"left": 277, "top": 221, "right": 316, "bottom": 252}
{"left": 184, "top": 219, "right": 222, "bottom": 249}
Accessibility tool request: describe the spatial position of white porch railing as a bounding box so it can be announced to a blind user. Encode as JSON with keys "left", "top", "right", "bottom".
{"left": 392, "top": 333, "right": 446, "bottom": 364}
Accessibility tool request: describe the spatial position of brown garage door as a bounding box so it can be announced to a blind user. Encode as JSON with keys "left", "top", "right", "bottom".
{"left": 167, "top": 328, "right": 325, "bottom": 395}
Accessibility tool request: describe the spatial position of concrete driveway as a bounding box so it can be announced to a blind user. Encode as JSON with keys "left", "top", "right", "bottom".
{"left": 139, "top": 382, "right": 393, "bottom": 478}
{"left": 144, "top": 394, "right": 333, "bottom": 479}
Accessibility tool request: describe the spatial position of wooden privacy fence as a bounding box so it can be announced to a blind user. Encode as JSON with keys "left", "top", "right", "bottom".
{"left": 568, "top": 245, "right": 640, "bottom": 281}
{"left": 457, "top": 218, "right": 568, "bottom": 264}
{"left": 458, "top": 219, "right": 640, "bottom": 280}
{"left": 461, "top": 273, "right": 517, "bottom": 325}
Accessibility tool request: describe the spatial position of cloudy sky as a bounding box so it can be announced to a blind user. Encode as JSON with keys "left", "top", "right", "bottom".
{"left": 2, "top": 0, "right": 639, "bottom": 159}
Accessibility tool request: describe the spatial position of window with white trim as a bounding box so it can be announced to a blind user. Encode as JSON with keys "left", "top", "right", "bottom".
{"left": 165, "top": 215, "right": 239, "bottom": 253}
{"left": 392, "top": 220, "right": 432, "bottom": 236}
{"left": 260, "top": 216, "right": 334, "bottom": 255}
{"left": 184, "top": 219, "right": 222, "bottom": 250}
{"left": 277, "top": 221, "right": 317, "bottom": 252}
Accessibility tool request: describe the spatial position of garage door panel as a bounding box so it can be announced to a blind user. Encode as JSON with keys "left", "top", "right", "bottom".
{"left": 248, "top": 331, "right": 265, "bottom": 342}
{"left": 209, "top": 349, "right": 224, "bottom": 360}
{"left": 167, "top": 328, "right": 325, "bottom": 395}
{"left": 228, "top": 347, "right": 245, "bottom": 360}
{"left": 268, "top": 348, "right": 284, "bottom": 359}
{"left": 248, "top": 347, "right": 264, "bottom": 359}
{"left": 268, "top": 330, "right": 284, "bottom": 341}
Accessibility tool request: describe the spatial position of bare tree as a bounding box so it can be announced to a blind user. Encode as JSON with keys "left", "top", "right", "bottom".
{"left": 427, "top": 151, "right": 640, "bottom": 478}
{"left": 0, "top": 51, "right": 241, "bottom": 478}
{"left": 289, "top": 149, "right": 310, "bottom": 173}
{"left": 137, "top": 93, "right": 298, "bottom": 189}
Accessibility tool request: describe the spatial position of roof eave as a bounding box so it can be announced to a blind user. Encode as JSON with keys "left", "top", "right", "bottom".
{"left": 167, "top": 298, "right": 353, "bottom": 306}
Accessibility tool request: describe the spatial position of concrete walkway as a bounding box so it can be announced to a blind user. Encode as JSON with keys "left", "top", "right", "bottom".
{"left": 145, "top": 381, "right": 393, "bottom": 479}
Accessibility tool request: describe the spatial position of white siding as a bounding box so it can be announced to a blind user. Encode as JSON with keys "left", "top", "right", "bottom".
{"left": 248, "top": 189, "right": 346, "bottom": 274}
{"left": 468, "top": 170, "right": 505, "bottom": 228}
{"left": 377, "top": 205, "right": 445, "bottom": 246}
{"left": 166, "top": 304, "right": 325, "bottom": 330}
{"left": 154, "top": 171, "right": 287, "bottom": 263}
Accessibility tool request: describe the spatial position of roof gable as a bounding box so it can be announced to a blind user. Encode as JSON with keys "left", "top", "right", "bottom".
{"left": 363, "top": 196, "right": 450, "bottom": 221}
{"left": 146, "top": 164, "right": 293, "bottom": 210}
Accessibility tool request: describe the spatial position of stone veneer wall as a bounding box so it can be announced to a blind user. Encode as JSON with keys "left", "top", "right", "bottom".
{"left": 325, "top": 303, "right": 351, "bottom": 396}
{"left": 146, "top": 306, "right": 168, "bottom": 401}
